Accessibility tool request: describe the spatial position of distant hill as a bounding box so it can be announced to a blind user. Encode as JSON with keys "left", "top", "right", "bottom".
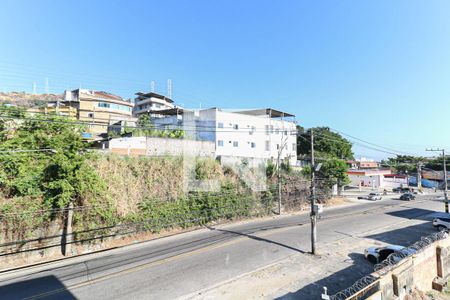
{"left": 0, "top": 92, "right": 63, "bottom": 108}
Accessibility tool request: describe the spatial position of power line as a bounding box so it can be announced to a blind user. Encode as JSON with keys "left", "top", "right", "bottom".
{"left": 328, "top": 127, "right": 413, "bottom": 156}
{"left": 0, "top": 109, "right": 422, "bottom": 158}
{"left": 0, "top": 111, "right": 299, "bottom": 134}
{"left": 298, "top": 131, "right": 406, "bottom": 157}
{"left": 0, "top": 148, "right": 57, "bottom": 154}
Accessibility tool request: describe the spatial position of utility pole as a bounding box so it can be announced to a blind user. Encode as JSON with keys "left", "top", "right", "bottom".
{"left": 277, "top": 122, "right": 287, "bottom": 215}
{"left": 426, "top": 149, "right": 448, "bottom": 213}
{"left": 151, "top": 81, "right": 155, "bottom": 93}
{"left": 45, "top": 78, "right": 49, "bottom": 94}
{"left": 310, "top": 129, "right": 317, "bottom": 255}
{"left": 63, "top": 201, "right": 74, "bottom": 256}
{"left": 277, "top": 153, "right": 281, "bottom": 215}
{"left": 417, "top": 162, "right": 423, "bottom": 191}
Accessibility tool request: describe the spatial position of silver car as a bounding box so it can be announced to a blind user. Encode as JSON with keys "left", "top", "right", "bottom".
{"left": 433, "top": 217, "right": 450, "bottom": 231}
{"left": 368, "top": 192, "right": 382, "bottom": 201}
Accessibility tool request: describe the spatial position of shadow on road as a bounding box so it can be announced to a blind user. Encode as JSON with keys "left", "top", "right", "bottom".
{"left": 205, "top": 226, "right": 307, "bottom": 254}
{"left": 385, "top": 208, "right": 437, "bottom": 221}
{"left": 275, "top": 252, "right": 373, "bottom": 299}
{"left": 364, "top": 222, "right": 437, "bottom": 246}
{"left": 0, "top": 275, "right": 77, "bottom": 300}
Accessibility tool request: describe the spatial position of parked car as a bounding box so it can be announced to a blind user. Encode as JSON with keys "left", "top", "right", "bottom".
{"left": 433, "top": 217, "right": 450, "bottom": 231}
{"left": 400, "top": 193, "right": 415, "bottom": 201}
{"left": 368, "top": 193, "right": 382, "bottom": 200}
{"left": 364, "top": 245, "right": 416, "bottom": 264}
{"left": 393, "top": 187, "right": 413, "bottom": 193}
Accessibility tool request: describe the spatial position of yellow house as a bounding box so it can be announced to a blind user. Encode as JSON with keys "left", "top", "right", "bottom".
{"left": 62, "top": 89, "right": 135, "bottom": 138}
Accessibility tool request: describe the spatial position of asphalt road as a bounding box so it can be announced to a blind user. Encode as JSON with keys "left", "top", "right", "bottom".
{"left": 0, "top": 194, "right": 445, "bottom": 300}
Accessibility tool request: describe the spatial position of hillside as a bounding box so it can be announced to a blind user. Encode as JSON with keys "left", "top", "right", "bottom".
{"left": 0, "top": 91, "right": 62, "bottom": 107}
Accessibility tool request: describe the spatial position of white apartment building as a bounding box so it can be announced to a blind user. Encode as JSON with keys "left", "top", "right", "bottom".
{"left": 153, "top": 108, "right": 298, "bottom": 165}
{"left": 133, "top": 92, "right": 175, "bottom": 117}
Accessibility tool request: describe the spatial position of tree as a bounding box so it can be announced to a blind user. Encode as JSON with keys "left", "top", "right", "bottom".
{"left": 381, "top": 155, "right": 425, "bottom": 174}
{"left": 381, "top": 155, "right": 444, "bottom": 173}
{"left": 319, "top": 159, "right": 351, "bottom": 187}
{"left": 297, "top": 127, "right": 353, "bottom": 160}
{"left": 131, "top": 115, "right": 185, "bottom": 138}
{"left": 0, "top": 113, "right": 105, "bottom": 208}
{"left": 298, "top": 127, "right": 353, "bottom": 188}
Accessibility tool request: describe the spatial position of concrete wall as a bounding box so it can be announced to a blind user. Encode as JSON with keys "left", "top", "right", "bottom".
{"left": 108, "top": 136, "right": 215, "bottom": 157}
{"left": 346, "top": 235, "right": 450, "bottom": 300}
{"left": 146, "top": 137, "right": 215, "bottom": 157}
{"left": 348, "top": 174, "right": 383, "bottom": 188}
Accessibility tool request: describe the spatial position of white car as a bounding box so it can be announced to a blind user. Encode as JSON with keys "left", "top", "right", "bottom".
{"left": 368, "top": 193, "right": 382, "bottom": 201}
{"left": 364, "top": 245, "right": 415, "bottom": 264}
{"left": 433, "top": 217, "right": 450, "bottom": 231}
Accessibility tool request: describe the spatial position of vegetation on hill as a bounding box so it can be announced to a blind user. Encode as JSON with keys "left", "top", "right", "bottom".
{"left": 0, "top": 92, "right": 62, "bottom": 108}
{"left": 0, "top": 106, "right": 278, "bottom": 249}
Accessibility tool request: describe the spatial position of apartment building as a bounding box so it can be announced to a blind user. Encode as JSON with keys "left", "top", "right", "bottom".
{"left": 133, "top": 92, "right": 175, "bottom": 117}
{"left": 62, "top": 89, "right": 135, "bottom": 138}
{"left": 153, "top": 107, "right": 298, "bottom": 165}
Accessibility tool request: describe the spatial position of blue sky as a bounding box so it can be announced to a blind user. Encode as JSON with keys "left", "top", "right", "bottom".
{"left": 1, "top": 0, "right": 449, "bottom": 159}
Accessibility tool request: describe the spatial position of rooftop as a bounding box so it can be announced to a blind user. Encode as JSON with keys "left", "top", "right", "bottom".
{"left": 135, "top": 92, "right": 174, "bottom": 103}
{"left": 143, "top": 107, "right": 296, "bottom": 119}
{"left": 145, "top": 107, "right": 187, "bottom": 115}
{"left": 232, "top": 108, "right": 295, "bottom": 118}
{"left": 70, "top": 89, "right": 132, "bottom": 103}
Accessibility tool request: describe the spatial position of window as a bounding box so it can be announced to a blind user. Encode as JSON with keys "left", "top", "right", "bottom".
{"left": 284, "top": 130, "right": 288, "bottom": 135}
{"left": 249, "top": 126, "right": 256, "bottom": 135}
{"left": 265, "top": 125, "right": 269, "bottom": 135}
{"left": 98, "top": 102, "right": 131, "bottom": 112}
{"left": 218, "top": 122, "right": 224, "bottom": 128}
{"left": 251, "top": 142, "right": 256, "bottom": 148}
{"left": 98, "top": 102, "right": 110, "bottom": 108}
{"left": 233, "top": 141, "right": 239, "bottom": 147}
{"left": 270, "top": 125, "right": 274, "bottom": 133}
{"left": 233, "top": 124, "right": 239, "bottom": 130}
{"left": 379, "top": 249, "right": 395, "bottom": 261}
{"left": 275, "top": 128, "right": 280, "bottom": 135}
{"left": 88, "top": 113, "right": 94, "bottom": 118}
{"left": 276, "top": 144, "right": 280, "bottom": 150}
{"left": 265, "top": 141, "right": 270, "bottom": 151}
{"left": 293, "top": 143, "right": 296, "bottom": 151}
{"left": 218, "top": 140, "right": 224, "bottom": 147}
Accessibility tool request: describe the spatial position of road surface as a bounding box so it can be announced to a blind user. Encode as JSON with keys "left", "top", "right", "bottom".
{"left": 0, "top": 194, "right": 445, "bottom": 299}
